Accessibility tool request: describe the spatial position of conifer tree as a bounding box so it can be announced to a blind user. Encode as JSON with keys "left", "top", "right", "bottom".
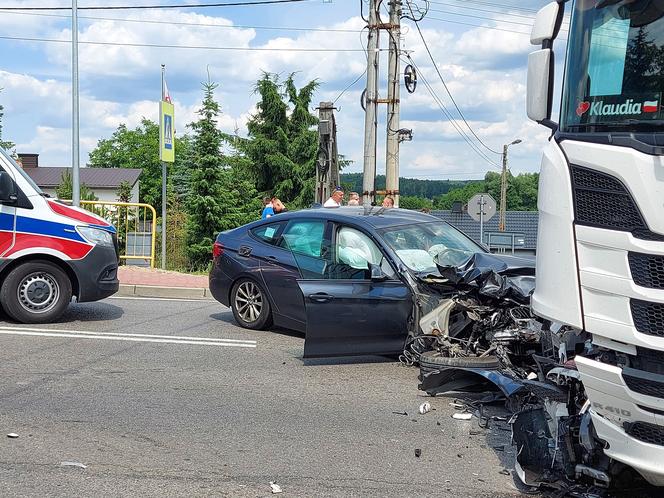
{"left": 237, "top": 73, "right": 319, "bottom": 208}
{"left": 186, "top": 80, "right": 261, "bottom": 269}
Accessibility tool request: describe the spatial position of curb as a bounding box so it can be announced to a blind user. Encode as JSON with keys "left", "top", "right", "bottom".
{"left": 117, "top": 284, "right": 213, "bottom": 300}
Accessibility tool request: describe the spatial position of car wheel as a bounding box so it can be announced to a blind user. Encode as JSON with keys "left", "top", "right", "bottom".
{"left": 0, "top": 260, "right": 72, "bottom": 324}
{"left": 419, "top": 351, "right": 500, "bottom": 370}
{"left": 230, "top": 278, "right": 273, "bottom": 330}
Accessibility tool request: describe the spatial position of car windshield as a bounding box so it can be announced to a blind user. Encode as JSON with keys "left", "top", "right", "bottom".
{"left": 380, "top": 221, "right": 482, "bottom": 273}
{"left": 561, "top": 0, "right": 664, "bottom": 132}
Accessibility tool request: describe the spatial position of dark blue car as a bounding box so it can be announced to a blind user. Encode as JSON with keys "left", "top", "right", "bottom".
{"left": 209, "top": 207, "right": 488, "bottom": 358}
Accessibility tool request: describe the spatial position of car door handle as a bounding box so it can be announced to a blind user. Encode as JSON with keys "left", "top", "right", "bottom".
{"left": 266, "top": 255, "right": 278, "bottom": 261}
{"left": 308, "top": 292, "right": 334, "bottom": 303}
{"left": 238, "top": 246, "right": 252, "bottom": 257}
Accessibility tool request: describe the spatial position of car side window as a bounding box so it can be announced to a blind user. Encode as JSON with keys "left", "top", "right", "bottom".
{"left": 279, "top": 220, "right": 326, "bottom": 257}
{"left": 326, "top": 226, "right": 394, "bottom": 280}
{"left": 280, "top": 220, "right": 329, "bottom": 279}
{"left": 251, "top": 222, "right": 284, "bottom": 246}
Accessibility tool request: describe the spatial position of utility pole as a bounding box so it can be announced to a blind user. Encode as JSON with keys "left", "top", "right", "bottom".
{"left": 71, "top": 0, "right": 80, "bottom": 206}
{"left": 362, "top": 0, "right": 379, "bottom": 206}
{"left": 385, "top": 0, "right": 401, "bottom": 207}
{"left": 499, "top": 138, "right": 522, "bottom": 231}
{"left": 315, "top": 102, "right": 339, "bottom": 204}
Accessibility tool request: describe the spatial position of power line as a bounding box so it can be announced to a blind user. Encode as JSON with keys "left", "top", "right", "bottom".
{"left": 428, "top": 0, "right": 540, "bottom": 15}
{"left": 402, "top": 55, "right": 500, "bottom": 169}
{"left": 0, "top": 9, "right": 360, "bottom": 33}
{"left": 427, "top": 1, "right": 540, "bottom": 21}
{"left": 0, "top": 34, "right": 372, "bottom": 52}
{"left": 333, "top": 69, "right": 367, "bottom": 104}
{"left": 405, "top": 0, "right": 501, "bottom": 156}
{"left": 0, "top": 0, "right": 311, "bottom": 11}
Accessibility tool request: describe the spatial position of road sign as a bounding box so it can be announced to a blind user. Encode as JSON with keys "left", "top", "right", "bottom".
{"left": 468, "top": 193, "right": 496, "bottom": 222}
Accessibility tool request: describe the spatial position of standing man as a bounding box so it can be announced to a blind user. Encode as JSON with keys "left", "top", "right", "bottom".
{"left": 324, "top": 187, "right": 344, "bottom": 208}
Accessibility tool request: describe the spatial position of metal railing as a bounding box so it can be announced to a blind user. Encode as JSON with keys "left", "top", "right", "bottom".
{"left": 79, "top": 200, "right": 157, "bottom": 268}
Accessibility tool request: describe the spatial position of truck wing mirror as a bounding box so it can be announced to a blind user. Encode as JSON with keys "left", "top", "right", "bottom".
{"left": 527, "top": 2, "right": 564, "bottom": 130}
{"left": 0, "top": 171, "right": 17, "bottom": 204}
{"left": 531, "top": 2, "right": 562, "bottom": 46}
{"left": 527, "top": 49, "right": 553, "bottom": 123}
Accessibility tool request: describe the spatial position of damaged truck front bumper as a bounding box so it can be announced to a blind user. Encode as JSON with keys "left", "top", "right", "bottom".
{"left": 576, "top": 355, "right": 664, "bottom": 487}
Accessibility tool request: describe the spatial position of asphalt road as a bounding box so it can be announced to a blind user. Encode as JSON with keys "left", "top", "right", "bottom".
{"left": 0, "top": 297, "right": 522, "bottom": 497}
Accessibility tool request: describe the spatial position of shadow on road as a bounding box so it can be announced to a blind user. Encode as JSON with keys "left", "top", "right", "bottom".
{"left": 55, "top": 302, "right": 125, "bottom": 323}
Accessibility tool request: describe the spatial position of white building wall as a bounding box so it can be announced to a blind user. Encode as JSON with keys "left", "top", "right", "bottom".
{"left": 44, "top": 181, "right": 140, "bottom": 203}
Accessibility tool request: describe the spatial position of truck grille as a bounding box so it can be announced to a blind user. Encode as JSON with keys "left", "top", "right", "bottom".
{"left": 630, "top": 299, "right": 664, "bottom": 337}
{"left": 570, "top": 166, "right": 664, "bottom": 241}
{"left": 629, "top": 252, "right": 664, "bottom": 290}
{"left": 634, "top": 347, "right": 664, "bottom": 376}
{"left": 623, "top": 371, "right": 664, "bottom": 399}
{"left": 625, "top": 421, "right": 664, "bottom": 446}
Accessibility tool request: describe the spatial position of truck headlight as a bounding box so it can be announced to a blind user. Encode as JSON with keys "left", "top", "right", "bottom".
{"left": 77, "top": 226, "right": 114, "bottom": 247}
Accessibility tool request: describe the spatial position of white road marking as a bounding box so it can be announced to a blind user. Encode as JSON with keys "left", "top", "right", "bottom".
{"left": 0, "top": 326, "right": 256, "bottom": 348}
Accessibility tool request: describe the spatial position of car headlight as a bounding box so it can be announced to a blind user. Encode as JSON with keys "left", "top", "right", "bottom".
{"left": 77, "top": 226, "right": 114, "bottom": 247}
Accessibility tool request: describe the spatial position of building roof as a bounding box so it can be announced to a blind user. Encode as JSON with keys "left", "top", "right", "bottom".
{"left": 24, "top": 167, "right": 141, "bottom": 189}
{"left": 431, "top": 210, "right": 539, "bottom": 250}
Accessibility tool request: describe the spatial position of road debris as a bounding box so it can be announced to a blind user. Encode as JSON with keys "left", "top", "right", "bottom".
{"left": 6, "top": 433, "right": 18, "bottom": 438}
{"left": 269, "top": 482, "right": 282, "bottom": 494}
{"left": 392, "top": 411, "right": 408, "bottom": 416}
{"left": 418, "top": 402, "right": 431, "bottom": 415}
{"left": 452, "top": 413, "right": 472, "bottom": 420}
{"left": 414, "top": 448, "right": 421, "bottom": 458}
{"left": 60, "top": 461, "right": 87, "bottom": 469}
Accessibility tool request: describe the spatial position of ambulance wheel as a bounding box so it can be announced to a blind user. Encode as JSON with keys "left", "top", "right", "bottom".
{"left": 1, "top": 260, "right": 72, "bottom": 324}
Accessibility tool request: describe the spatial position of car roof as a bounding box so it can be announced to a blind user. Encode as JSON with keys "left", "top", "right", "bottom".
{"left": 266, "top": 207, "right": 441, "bottom": 229}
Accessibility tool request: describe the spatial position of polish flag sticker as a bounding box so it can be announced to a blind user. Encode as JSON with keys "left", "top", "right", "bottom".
{"left": 643, "top": 100, "right": 659, "bottom": 113}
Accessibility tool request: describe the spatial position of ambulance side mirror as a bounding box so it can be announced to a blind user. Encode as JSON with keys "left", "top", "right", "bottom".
{"left": 0, "top": 171, "right": 17, "bottom": 204}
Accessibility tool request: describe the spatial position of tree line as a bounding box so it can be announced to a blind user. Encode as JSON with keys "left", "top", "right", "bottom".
{"left": 0, "top": 77, "right": 539, "bottom": 271}
{"left": 87, "top": 73, "right": 318, "bottom": 270}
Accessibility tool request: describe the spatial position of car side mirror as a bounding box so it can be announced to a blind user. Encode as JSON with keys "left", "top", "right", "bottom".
{"left": 369, "top": 263, "right": 388, "bottom": 282}
{"left": 0, "top": 171, "right": 17, "bottom": 204}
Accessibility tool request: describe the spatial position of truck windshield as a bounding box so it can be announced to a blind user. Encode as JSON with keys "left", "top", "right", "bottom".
{"left": 561, "top": 0, "right": 664, "bottom": 132}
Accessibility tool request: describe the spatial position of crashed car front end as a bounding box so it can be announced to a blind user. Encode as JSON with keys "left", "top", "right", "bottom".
{"left": 404, "top": 251, "right": 663, "bottom": 493}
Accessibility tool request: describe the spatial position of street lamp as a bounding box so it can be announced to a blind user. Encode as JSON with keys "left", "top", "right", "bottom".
{"left": 498, "top": 139, "right": 522, "bottom": 232}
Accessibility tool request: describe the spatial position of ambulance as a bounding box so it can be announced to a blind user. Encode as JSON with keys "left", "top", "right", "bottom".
{"left": 0, "top": 147, "right": 119, "bottom": 323}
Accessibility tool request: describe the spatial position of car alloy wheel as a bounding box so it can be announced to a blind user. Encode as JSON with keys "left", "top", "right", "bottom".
{"left": 234, "top": 281, "right": 264, "bottom": 323}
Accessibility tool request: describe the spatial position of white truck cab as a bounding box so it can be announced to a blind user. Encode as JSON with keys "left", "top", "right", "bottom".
{"left": 528, "top": 0, "right": 664, "bottom": 487}
{"left": 0, "top": 147, "right": 119, "bottom": 323}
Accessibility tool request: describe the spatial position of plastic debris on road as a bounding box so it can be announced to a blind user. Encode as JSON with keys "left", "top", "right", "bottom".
{"left": 452, "top": 412, "right": 473, "bottom": 420}
{"left": 7, "top": 433, "right": 18, "bottom": 438}
{"left": 60, "top": 461, "right": 87, "bottom": 469}
{"left": 418, "top": 402, "right": 431, "bottom": 415}
{"left": 269, "top": 482, "right": 283, "bottom": 494}
{"left": 414, "top": 448, "right": 422, "bottom": 458}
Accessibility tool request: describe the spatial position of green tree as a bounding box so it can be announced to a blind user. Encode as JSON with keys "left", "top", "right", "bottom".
{"left": 88, "top": 119, "right": 191, "bottom": 212}
{"left": 234, "top": 73, "right": 319, "bottom": 208}
{"left": 115, "top": 180, "right": 132, "bottom": 203}
{"left": 433, "top": 171, "right": 539, "bottom": 211}
{"left": 399, "top": 195, "right": 433, "bottom": 210}
{"left": 186, "top": 80, "right": 261, "bottom": 270}
{"left": 55, "top": 169, "right": 98, "bottom": 201}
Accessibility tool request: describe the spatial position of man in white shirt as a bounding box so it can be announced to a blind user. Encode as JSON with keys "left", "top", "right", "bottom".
{"left": 323, "top": 187, "right": 344, "bottom": 207}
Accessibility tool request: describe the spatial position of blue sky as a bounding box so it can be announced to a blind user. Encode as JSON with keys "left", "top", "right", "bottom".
{"left": 0, "top": 0, "right": 559, "bottom": 181}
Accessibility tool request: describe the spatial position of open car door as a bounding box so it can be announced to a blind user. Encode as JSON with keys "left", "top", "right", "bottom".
{"left": 285, "top": 222, "right": 412, "bottom": 359}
